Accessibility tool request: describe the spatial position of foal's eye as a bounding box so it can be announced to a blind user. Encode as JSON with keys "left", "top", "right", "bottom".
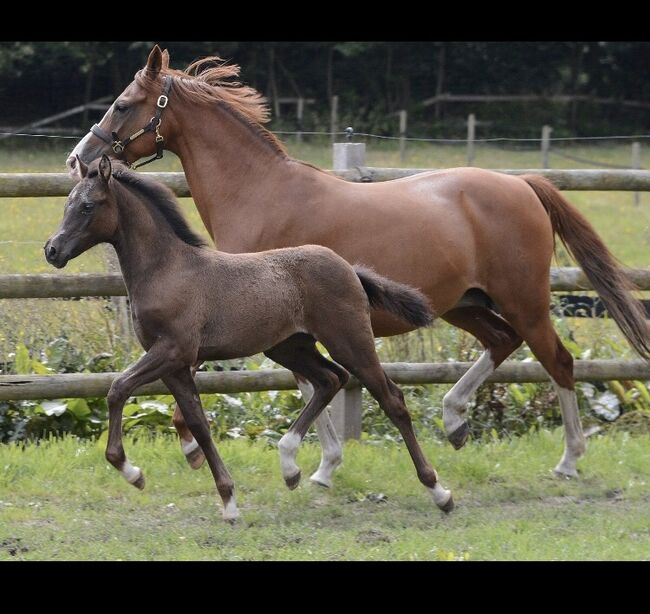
{"left": 81, "top": 203, "right": 94, "bottom": 214}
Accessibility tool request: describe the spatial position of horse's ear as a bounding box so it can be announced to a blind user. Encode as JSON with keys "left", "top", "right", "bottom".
{"left": 145, "top": 44, "right": 163, "bottom": 77}
{"left": 76, "top": 155, "right": 88, "bottom": 178}
{"left": 98, "top": 154, "right": 112, "bottom": 183}
{"left": 161, "top": 48, "right": 170, "bottom": 70}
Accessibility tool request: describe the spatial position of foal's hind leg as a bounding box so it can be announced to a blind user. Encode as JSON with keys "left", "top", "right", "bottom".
{"left": 321, "top": 333, "right": 453, "bottom": 512}
{"left": 163, "top": 368, "right": 238, "bottom": 522}
{"left": 265, "top": 335, "right": 349, "bottom": 489}
{"left": 441, "top": 307, "right": 523, "bottom": 449}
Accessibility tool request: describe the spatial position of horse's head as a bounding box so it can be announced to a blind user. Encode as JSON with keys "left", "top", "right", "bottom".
{"left": 67, "top": 45, "right": 174, "bottom": 179}
{"left": 46, "top": 155, "right": 119, "bottom": 268}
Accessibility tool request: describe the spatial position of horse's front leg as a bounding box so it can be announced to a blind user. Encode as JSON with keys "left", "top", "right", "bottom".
{"left": 105, "top": 340, "right": 186, "bottom": 488}
{"left": 172, "top": 362, "right": 206, "bottom": 469}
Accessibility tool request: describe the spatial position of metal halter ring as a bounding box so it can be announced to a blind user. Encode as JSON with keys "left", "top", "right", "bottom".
{"left": 112, "top": 142, "right": 125, "bottom": 154}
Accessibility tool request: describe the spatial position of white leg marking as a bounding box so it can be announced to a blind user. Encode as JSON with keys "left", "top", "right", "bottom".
{"left": 426, "top": 471, "right": 452, "bottom": 508}
{"left": 222, "top": 497, "right": 239, "bottom": 522}
{"left": 551, "top": 381, "right": 586, "bottom": 478}
{"left": 120, "top": 460, "right": 142, "bottom": 484}
{"left": 181, "top": 438, "right": 199, "bottom": 456}
{"left": 443, "top": 350, "right": 495, "bottom": 435}
{"left": 278, "top": 432, "right": 301, "bottom": 481}
{"left": 295, "top": 380, "right": 343, "bottom": 488}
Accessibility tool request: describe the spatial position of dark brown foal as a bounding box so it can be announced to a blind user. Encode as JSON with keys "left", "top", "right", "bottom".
{"left": 45, "top": 156, "right": 453, "bottom": 522}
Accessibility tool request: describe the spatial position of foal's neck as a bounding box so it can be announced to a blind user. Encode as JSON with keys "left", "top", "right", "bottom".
{"left": 110, "top": 185, "right": 191, "bottom": 287}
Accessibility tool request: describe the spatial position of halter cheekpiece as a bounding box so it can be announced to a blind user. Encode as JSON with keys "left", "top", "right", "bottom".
{"left": 90, "top": 75, "right": 172, "bottom": 170}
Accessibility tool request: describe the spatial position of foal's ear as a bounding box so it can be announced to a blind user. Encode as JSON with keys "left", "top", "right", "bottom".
{"left": 98, "top": 154, "right": 112, "bottom": 184}
{"left": 145, "top": 45, "right": 163, "bottom": 77}
{"left": 76, "top": 155, "right": 88, "bottom": 178}
{"left": 161, "top": 48, "right": 170, "bottom": 70}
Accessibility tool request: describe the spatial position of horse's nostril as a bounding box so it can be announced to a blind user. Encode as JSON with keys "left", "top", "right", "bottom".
{"left": 46, "top": 245, "right": 56, "bottom": 259}
{"left": 67, "top": 156, "right": 77, "bottom": 170}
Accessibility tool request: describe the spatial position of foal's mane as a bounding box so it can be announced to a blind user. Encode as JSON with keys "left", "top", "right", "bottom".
{"left": 135, "top": 57, "right": 288, "bottom": 158}
{"left": 103, "top": 165, "right": 209, "bottom": 248}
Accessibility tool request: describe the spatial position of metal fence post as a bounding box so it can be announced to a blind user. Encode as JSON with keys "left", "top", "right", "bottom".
{"left": 632, "top": 141, "right": 641, "bottom": 205}
{"left": 399, "top": 110, "right": 407, "bottom": 163}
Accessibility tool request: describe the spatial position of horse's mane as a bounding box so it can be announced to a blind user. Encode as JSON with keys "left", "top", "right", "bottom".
{"left": 135, "top": 56, "right": 288, "bottom": 157}
{"left": 100, "top": 164, "right": 209, "bottom": 248}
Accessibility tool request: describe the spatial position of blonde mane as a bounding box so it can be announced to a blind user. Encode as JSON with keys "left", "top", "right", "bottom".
{"left": 135, "top": 56, "right": 288, "bottom": 157}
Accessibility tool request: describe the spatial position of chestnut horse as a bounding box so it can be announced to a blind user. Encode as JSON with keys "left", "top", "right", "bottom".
{"left": 45, "top": 156, "right": 448, "bottom": 521}
{"left": 67, "top": 46, "right": 650, "bottom": 486}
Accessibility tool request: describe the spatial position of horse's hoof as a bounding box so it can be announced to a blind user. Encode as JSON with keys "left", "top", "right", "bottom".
{"left": 438, "top": 494, "right": 455, "bottom": 514}
{"left": 553, "top": 467, "right": 579, "bottom": 479}
{"left": 186, "top": 446, "right": 206, "bottom": 470}
{"left": 285, "top": 471, "right": 301, "bottom": 490}
{"left": 448, "top": 422, "right": 469, "bottom": 450}
{"left": 131, "top": 471, "right": 145, "bottom": 490}
{"left": 309, "top": 471, "right": 332, "bottom": 488}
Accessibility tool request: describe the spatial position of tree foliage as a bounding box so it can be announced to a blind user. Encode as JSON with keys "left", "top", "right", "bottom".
{"left": 1, "top": 41, "right": 650, "bottom": 136}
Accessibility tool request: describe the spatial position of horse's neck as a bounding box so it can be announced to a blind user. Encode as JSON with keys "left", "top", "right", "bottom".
{"left": 171, "top": 104, "right": 326, "bottom": 252}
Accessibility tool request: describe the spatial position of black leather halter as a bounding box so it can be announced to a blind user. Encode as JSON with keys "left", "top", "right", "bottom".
{"left": 90, "top": 76, "right": 172, "bottom": 170}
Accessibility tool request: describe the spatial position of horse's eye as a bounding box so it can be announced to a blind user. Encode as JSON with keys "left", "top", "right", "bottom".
{"left": 81, "top": 202, "right": 94, "bottom": 214}
{"left": 115, "top": 103, "right": 128, "bottom": 113}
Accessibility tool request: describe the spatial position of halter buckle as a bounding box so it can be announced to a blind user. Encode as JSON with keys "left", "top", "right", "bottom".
{"left": 112, "top": 142, "right": 124, "bottom": 154}
{"left": 157, "top": 95, "right": 169, "bottom": 109}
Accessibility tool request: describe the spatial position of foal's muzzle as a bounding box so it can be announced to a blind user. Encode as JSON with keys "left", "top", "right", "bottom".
{"left": 44, "top": 237, "right": 68, "bottom": 269}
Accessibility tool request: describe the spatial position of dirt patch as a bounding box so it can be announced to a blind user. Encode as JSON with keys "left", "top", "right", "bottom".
{"left": 1, "top": 537, "right": 29, "bottom": 557}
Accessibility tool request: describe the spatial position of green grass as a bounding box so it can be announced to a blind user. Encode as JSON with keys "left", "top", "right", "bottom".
{"left": 1, "top": 430, "right": 649, "bottom": 560}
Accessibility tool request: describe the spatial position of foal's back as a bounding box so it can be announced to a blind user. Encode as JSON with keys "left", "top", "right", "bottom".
{"left": 187, "top": 244, "right": 370, "bottom": 360}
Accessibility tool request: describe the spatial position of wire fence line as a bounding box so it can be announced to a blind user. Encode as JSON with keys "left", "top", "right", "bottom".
{"left": 5, "top": 128, "right": 650, "bottom": 144}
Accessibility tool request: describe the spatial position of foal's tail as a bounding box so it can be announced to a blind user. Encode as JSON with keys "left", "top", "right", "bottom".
{"left": 354, "top": 265, "right": 434, "bottom": 328}
{"left": 522, "top": 174, "right": 650, "bottom": 359}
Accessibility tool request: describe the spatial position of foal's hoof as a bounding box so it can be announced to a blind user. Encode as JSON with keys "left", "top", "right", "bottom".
{"left": 448, "top": 422, "right": 470, "bottom": 450}
{"left": 438, "top": 494, "right": 455, "bottom": 514}
{"left": 285, "top": 471, "right": 301, "bottom": 490}
{"left": 131, "top": 471, "right": 145, "bottom": 490}
{"left": 185, "top": 446, "right": 206, "bottom": 470}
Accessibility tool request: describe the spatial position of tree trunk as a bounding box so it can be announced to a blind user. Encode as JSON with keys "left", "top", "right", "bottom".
{"left": 326, "top": 44, "right": 334, "bottom": 109}
{"left": 385, "top": 43, "right": 393, "bottom": 113}
{"left": 569, "top": 43, "right": 586, "bottom": 133}
{"left": 435, "top": 43, "right": 447, "bottom": 121}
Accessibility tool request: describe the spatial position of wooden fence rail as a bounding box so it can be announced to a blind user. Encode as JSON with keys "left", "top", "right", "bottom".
{"left": 2, "top": 268, "right": 650, "bottom": 299}
{"left": 4, "top": 168, "right": 650, "bottom": 198}
{"left": 1, "top": 360, "right": 648, "bottom": 402}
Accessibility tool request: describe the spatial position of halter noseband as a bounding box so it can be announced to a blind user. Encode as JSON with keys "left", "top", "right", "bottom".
{"left": 90, "top": 76, "right": 172, "bottom": 170}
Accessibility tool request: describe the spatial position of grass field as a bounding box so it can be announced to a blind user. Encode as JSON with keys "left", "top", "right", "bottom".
{"left": 1, "top": 430, "right": 649, "bottom": 561}
{"left": 1, "top": 138, "right": 649, "bottom": 369}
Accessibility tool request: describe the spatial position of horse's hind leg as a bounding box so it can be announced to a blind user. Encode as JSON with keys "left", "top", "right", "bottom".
{"left": 265, "top": 334, "right": 349, "bottom": 490}
{"left": 163, "top": 368, "right": 238, "bottom": 522}
{"left": 294, "top": 376, "right": 343, "bottom": 488}
{"left": 322, "top": 335, "right": 453, "bottom": 512}
{"left": 441, "top": 306, "right": 523, "bottom": 449}
{"left": 500, "top": 306, "right": 585, "bottom": 477}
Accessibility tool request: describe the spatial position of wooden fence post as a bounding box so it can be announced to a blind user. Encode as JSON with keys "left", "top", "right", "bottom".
{"left": 328, "top": 138, "right": 366, "bottom": 439}
{"left": 632, "top": 141, "right": 641, "bottom": 205}
{"left": 330, "top": 95, "right": 339, "bottom": 144}
{"left": 296, "top": 97, "right": 304, "bottom": 144}
{"left": 399, "top": 109, "right": 407, "bottom": 163}
{"left": 467, "top": 113, "right": 476, "bottom": 166}
{"left": 541, "top": 125, "right": 553, "bottom": 169}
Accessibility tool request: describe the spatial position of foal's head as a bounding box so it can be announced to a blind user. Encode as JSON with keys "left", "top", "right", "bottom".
{"left": 45, "top": 155, "right": 118, "bottom": 268}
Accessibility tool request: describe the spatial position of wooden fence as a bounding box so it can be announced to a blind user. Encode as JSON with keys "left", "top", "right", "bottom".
{"left": 1, "top": 162, "right": 649, "bottom": 439}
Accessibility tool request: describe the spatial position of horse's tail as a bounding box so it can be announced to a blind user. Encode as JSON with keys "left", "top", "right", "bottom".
{"left": 354, "top": 265, "right": 434, "bottom": 328}
{"left": 522, "top": 174, "right": 650, "bottom": 359}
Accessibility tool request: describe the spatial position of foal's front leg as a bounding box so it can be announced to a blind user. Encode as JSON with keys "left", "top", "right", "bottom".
{"left": 105, "top": 341, "right": 184, "bottom": 488}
